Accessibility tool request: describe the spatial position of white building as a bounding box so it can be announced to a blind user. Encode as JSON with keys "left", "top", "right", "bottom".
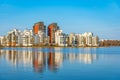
{"left": 72, "top": 32, "right": 99, "bottom": 47}
{"left": 92, "top": 36, "right": 99, "bottom": 46}
{"left": 6, "top": 29, "right": 21, "bottom": 46}
{"left": 34, "top": 31, "right": 44, "bottom": 46}
{"left": 22, "top": 29, "right": 33, "bottom": 46}
{"left": 55, "top": 30, "right": 67, "bottom": 46}
{"left": 76, "top": 34, "right": 85, "bottom": 46}
{"left": 0, "top": 36, "right": 4, "bottom": 46}
{"left": 6, "top": 29, "right": 33, "bottom": 47}
{"left": 68, "top": 33, "right": 76, "bottom": 46}
{"left": 83, "top": 32, "right": 93, "bottom": 46}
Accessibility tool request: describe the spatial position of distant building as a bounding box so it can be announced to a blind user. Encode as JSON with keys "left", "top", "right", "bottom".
{"left": 34, "top": 31, "right": 45, "bottom": 46}
{"left": 55, "top": 30, "right": 68, "bottom": 46}
{"left": 33, "top": 22, "right": 46, "bottom": 45}
{"left": 0, "top": 22, "right": 99, "bottom": 47}
{"left": 68, "top": 32, "right": 99, "bottom": 47}
{"left": 22, "top": 29, "right": 33, "bottom": 46}
{"left": 6, "top": 29, "right": 21, "bottom": 47}
{"left": 92, "top": 36, "right": 99, "bottom": 46}
{"left": 0, "top": 36, "right": 4, "bottom": 46}
{"left": 76, "top": 34, "right": 85, "bottom": 46}
{"left": 6, "top": 29, "right": 34, "bottom": 47}
{"left": 83, "top": 32, "right": 93, "bottom": 46}
{"left": 68, "top": 33, "right": 76, "bottom": 46}
{"left": 48, "top": 23, "right": 59, "bottom": 45}
{"left": 33, "top": 22, "right": 46, "bottom": 35}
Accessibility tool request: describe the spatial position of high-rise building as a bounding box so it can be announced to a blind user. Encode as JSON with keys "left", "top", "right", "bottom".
{"left": 33, "top": 22, "right": 46, "bottom": 35}
{"left": 48, "top": 23, "right": 59, "bottom": 45}
{"left": 33, "top": 22, "right": 46, "bottom": 45}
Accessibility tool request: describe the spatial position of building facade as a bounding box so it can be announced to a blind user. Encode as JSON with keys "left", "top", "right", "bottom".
{"left": 6, "top": 29, "right": 21, "bottom": 47}
{"left": 55, "top": 30, "right": 68, "bottom": 46}
{"left": 68, "top": 32, "right": 99, "bottom": 47}
{"left": 48, "top": 23, "right": 59, "bottom": 45}
{"left": 0, "top": 22, "right": 99, "bottom": 47}
{"left": 33, "top": 22, "right": 46, "bottom": 45}
{"left": 22, "top": 29, "right": 33, "bottom": 46}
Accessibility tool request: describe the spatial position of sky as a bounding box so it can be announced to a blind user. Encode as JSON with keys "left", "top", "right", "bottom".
{"left": 1, "top": 0, "right": 120, "bottom": 40}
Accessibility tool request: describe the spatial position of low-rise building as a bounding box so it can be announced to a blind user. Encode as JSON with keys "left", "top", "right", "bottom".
{"left": 55, "top": 30, "right": 68, "bottom": 46}
{"left": 68, "top": 33, "right": 76, "bottom": 46}
{"left": 92, "top": 36, "right": 99, "bottom": 46}
{"left": 34, "top": 31, "right": 44, "bottom": 46}
{"left": 22, "top": 29, "right": 33, "bottom": 46}
{"left": 0, "top": 36, "right": 4, "bottom": 46}
{"left": 6, "top": 29, "right": 21, "bottom": 47}
{"left": 83, "top": 32, "right": 93, "bottom": 46}
{"left": 69, "top": 32, "right": 99, "bottom": 47}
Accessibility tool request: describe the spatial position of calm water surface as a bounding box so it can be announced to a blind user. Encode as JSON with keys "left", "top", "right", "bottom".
{"left": 0, "top": 47, "right": 120, "bottom": 80}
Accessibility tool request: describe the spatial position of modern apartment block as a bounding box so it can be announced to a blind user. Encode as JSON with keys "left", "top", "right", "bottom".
{"left": 68, "top": 32, "right": 99, "bottom": 47}
{"left": 33, "top": 22, "right": 46, "bottom": 45}
{"left": 55, "top": 30, "right": 68, "bottom": 46}
{"left": 68, "top": 33, "right": 76, "bottom": 46}
{"left": 0, "top": 21, "right": 99, "bottom": 47}
{"left": 33, "top": 22, "right": 46, "bottom": 35}
{"left": 48, "top": 23, "right": 59, "bottom": 45}
{"left": 22, "top": 29, "right": 33, "bottom": 46}
{"left": 4, "top": 29, "right": 33, "bottom": 47}
{"left": 6, "top": 29, "right": 21, "bottom": 46}
{"left": 0, "top": 36, "right": 4, "bottom": 46}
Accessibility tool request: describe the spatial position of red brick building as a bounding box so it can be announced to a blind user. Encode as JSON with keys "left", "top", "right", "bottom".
{"left": 48, "top": 23, "right": 59, "bottom": 45}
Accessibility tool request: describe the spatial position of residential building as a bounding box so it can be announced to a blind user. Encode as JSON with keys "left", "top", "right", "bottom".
{"left": 68, "top": 33, "right": 76, "bottom": 46}
{"left": 6, "top": 29, "right": 21, "bottom": 47}
{"left": 33, "top": 22, "right": 46, "bottom": 45}
{"left": 55, "top": 30, "right": 68, "bottom": 46}
{"left": 0, "top": 36, "right": 4, "bottom": 46}
{"left": 48, "top": 23, "right": 59, "bottom": 45}
{"left": 83, "top": 32, "right": 93, "bottom": 46}
{"left": 22, "top": 29, "right": 33, "bottom": 46}
{"left": 0, "top": 22, "right": 99, "bottom": 47}
{"left": 69, "top": 32, "right": 99, "bottom": 47}
{"left": 76, "top": 34, "right": 85, "bottom": 46}
{"left": 33, "top": 22, "right": 46, "bottom": 35}
{"left": 92, "top": 36, "right": 99, "bottom": 46}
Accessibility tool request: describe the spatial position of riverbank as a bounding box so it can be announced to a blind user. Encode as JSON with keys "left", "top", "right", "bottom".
{"left": 0, "top": 46, "right": 103, "bottom": 48}
{"left": 1, "top": 45, "right": 120, "bottom": 48}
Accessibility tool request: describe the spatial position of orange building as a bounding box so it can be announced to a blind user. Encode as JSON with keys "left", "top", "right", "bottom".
{"left": 33, "top": 22, "right": 46, "bottom": 35}
{"left": 48, "top": 23, "right": 59, "bottom": 44}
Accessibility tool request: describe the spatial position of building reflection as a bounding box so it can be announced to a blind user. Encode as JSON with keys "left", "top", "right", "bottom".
{"left": 32, "top": 48, "right": 46, "bottom": 73}
{"left": 48, "top": 50, "right": 63, "bottom": 72}
{"left": 0, "top": 48, "right": 97, "bottom": 73}
{"left": 68, "top": 48, "right": 97, "bottom": 64}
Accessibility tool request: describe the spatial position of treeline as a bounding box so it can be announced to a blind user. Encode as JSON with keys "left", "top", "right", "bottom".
{"left": 100, "top": 40, "right": 120, "bottom": 46}
{"left": 0, "top": 45, "right": 4, "bottom": 48}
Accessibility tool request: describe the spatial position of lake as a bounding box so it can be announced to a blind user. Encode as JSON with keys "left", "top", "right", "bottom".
{"left": 0, "top": 47, "right": 120, "bottom": 80}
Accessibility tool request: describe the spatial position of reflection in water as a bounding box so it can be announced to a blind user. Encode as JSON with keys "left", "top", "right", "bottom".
{"left": 0, "top": 48, "right": 97, "bottom": 73}
{"left": 48, "top": 51, "right": 63, "bottom": 72}
{"left": 32, "top": 48, "right": 46, "bottom": 73}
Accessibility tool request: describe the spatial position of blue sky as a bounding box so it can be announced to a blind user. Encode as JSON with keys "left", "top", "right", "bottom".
{"left": 0, "top": 0, "right": 120, "bottom": 39}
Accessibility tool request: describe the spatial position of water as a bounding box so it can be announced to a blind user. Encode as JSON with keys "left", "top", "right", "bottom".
{"left": 0, "top": 47, "right": 120, "bottom": 80}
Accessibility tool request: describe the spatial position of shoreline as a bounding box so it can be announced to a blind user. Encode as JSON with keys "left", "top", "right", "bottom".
{"left": 1, "top": 46, "right": 120, "bottom": 48}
